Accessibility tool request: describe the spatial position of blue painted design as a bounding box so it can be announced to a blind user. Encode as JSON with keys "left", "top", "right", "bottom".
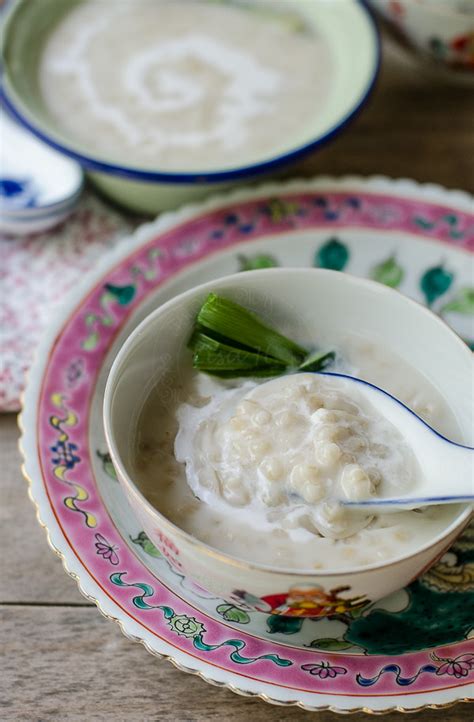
{"left": 0, "top": 178, "right": 27, "bottom": 197}
{"left": 224, "top": 213, "right": 238, "bottom": 225}
{"left": 345, "top": 196, "right": 361, "bottom": 209}
{"left": 356, "top": 663, "right": 437, "bottom": 687}
{"left": 50, "top": 440, "right": 80, "bottom": 469}
{"left": 344, "top": 495, "right": 474, "bottom": 507}
{"left": 0, "top": 177, "right": 38, "bottom": 210}
{"left": 313, "top": 196, "right": 328, "bottom": 207}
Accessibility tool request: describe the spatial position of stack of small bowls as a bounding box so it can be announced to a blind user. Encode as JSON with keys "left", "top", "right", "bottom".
{"left": 0, "top": 112, "right": 83, "bottom": 235}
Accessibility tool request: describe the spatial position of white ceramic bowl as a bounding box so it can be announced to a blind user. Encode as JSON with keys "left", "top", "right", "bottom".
{"left": 0, "top": 112, "right": 83, "bottom": 235}
{"left": 104, "top": 269, "right": 472, "bottom": 615}
{"left": 369, "top": 0, "right": 474, "bottom": 80}
{"left": 1, "top": 0, "right": 379, "bottom": 213}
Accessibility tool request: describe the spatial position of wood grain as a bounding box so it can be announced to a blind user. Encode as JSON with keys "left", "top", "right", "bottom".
{"left": 1, "top": 31, "right": 473, "bottom": 720}
{"left": 0, "top": 415, "right": 87, "bottom": 605}
{"left": 1, "top": 606, "right": 473, "bottom": 722}
{"left": 285, "top": 37, "right": 474, "bottom": 193}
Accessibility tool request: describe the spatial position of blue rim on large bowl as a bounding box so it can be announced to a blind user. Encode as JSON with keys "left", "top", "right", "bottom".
{"left": 0, "top": 0, "right": 380, "bottom": 185}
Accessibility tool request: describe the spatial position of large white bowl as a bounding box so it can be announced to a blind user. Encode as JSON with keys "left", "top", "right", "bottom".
{"left": 103, "top": 269, "right": 472, "bottom": 615}
{"left": 1, "top": 0, "right": 379, "bottom": 213}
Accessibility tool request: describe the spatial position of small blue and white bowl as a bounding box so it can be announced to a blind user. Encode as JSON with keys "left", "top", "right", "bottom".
{"left": 0, "top": 112, "right": 83, "bottom": 235}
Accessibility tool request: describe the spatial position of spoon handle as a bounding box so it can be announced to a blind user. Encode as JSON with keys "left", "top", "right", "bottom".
{"left": 344, "top": 441, "right": 474, "bottom": 510}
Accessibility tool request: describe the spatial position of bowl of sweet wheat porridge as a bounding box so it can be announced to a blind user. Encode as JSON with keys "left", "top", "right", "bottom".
{"left": 103, "top": 269, "right": 473, "bottom": 616}
{"left": 1, "top": 0, "right": 379, "bottom": 212}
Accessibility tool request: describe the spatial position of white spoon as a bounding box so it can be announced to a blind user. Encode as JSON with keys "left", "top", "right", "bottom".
{"left": 317, "top": 372, "right": 474, "bottom": 511}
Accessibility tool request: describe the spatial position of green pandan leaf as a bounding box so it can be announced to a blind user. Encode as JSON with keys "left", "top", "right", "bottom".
{"left": 307, "top": 638, "right": 353, "bottom": 651}
{"left": 238, "top": 253, "right": 279, "bottom": 271}
{"left": 196, "top": 293, "right": 307, "bottom": 366}
{"left": 216, "top": 604, "right": 251, "bottom": 624}
{"left": 104, "top": 283, "right": 136, "bottom": 305}
{"left": 190, "top": 331, "right": 285, "bottom": 371}
{"left": 440, "top": 287, "right": 474, "bottom": 316}
{"left": 420, "top": 264, "right": 454, "bottom": 306}
{"left": 371, "top": 255, "right": 404, "bottom": 288}
{"left": 315, "top": 238, "right": 349, "bottom": 271}
{"left": 299, "top": 350, "right": 335, "bottom": 372}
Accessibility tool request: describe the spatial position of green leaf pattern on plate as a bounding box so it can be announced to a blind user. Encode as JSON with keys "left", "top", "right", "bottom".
{"left": 130, "top": 531, "right": 162, "bottom": 558}
{"left": 238, "top": 238, "right": 470, "bottom": 346}
{"left": 307, "top": 638, "right": 354, "bottom": 652}
{"left": 315, "top": 237, "right": 350, "bottom": 271}
{"left": 216, "top": 604, "right": 251, "bottom": 624}
{"left": 96, "top": 450, "right": 118, "bottom": 481}
{"left": 237, "top": 253, "right": 279, "bottom": 271}
{"left": 420, "top": 265, "right": 454, "bottom": 307}
{"left": 440, "top": 287, "right": 474, "bottom": 316}
{"left": 371, "top": 254, "right": 404, "bottom": 288}
{"left": 104, "top": 283, "right": 136, "bottom": 305}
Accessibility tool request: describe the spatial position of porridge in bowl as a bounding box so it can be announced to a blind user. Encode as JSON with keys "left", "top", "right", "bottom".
{"left": 133, "top": 333, "right": 463, "bottom": 572}
{"left": 39, "top": 0, "right": 333, "bottom": 170}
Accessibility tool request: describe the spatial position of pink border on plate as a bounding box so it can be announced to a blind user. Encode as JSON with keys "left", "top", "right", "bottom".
{"left": 37, "top": 191, "right": 474, "bottom": 696}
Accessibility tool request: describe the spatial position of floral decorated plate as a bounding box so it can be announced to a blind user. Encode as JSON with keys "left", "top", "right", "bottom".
{"left": 21, "top": 177, "right": 474, "bottom": 714}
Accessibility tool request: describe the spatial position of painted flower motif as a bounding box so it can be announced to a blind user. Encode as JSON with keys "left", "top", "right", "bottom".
{"left": 66, "top": 358, "right": 85, "bottom": 386}
{"left": 94, "top": 533, "right": 119, "bottom": 565}
{"left": 51, "top": 440, "right": 80, "bottom": 469}
{"left": 168, "top": 614, "right": 205, "bottom": 639}
{"left": 434, "top": 653, "right": 474, "bottom": 679}
{"left": 301, "top": 661, "right": 347, "bottom": 679}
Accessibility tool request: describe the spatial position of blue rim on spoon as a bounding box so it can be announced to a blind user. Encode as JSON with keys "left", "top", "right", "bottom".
{"left": 317, "top": 372, "right": 474, "bottom": 509}
{"left": 0, "top": 0, "right": 380, "bottom": 185}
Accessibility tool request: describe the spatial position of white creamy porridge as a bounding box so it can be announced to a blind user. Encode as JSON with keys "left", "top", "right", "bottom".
{"left": 39, "top": 0, "right": 332, "bottom": 170}
{"left": 133, "top": 337, "right": 462, "bottom": 571}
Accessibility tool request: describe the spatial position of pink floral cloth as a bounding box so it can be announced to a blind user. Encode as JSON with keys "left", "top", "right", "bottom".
{"left": 0, "top": 191, "right": 134, "bottom": 412}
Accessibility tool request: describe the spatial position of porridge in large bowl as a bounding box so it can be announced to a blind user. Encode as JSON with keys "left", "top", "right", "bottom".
{"left": 39, "top": 0, "right": 333, "bottom": 170}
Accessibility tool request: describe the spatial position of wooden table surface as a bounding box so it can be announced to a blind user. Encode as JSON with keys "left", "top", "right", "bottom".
{"left": 1, "top": 34, "right": 473, "bottom": 721}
